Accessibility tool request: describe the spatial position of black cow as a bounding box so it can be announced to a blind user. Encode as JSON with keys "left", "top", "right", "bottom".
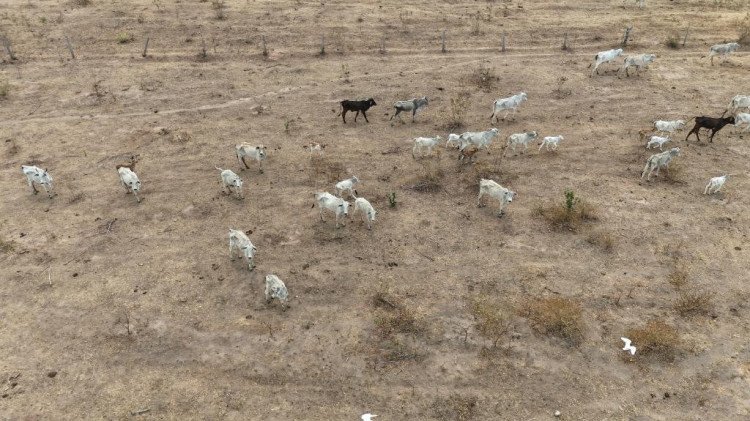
{"left": 685, "top": 115, "right": 736, "bottom": 142}
{"left": 338, "top": 98, "right": 377, "bottom": 123}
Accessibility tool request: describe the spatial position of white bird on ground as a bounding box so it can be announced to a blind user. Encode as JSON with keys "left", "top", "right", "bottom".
{"left": 621, "top": 337, "right": 636, "bottom": 355}
{"left": 361, "top": 414, "right": 378, "bottom": 421}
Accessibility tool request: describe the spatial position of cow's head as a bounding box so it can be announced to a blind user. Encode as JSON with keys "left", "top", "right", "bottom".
{"left": 339, "top": 200, "right": 350, "bottom": 216}
{"left": 505, "top": 190, "right": 516, "bottom": 203}
{"left": 724, "top": 116, "right": 736, "bottom": 125}
{"left": 367, "top": 98, "right": 377, "bottom": 107}
{"left": 256, "top": 145, "right": 267, "bottom": 160}
{"left": 518, "top": 92, "right": 528, "bottom": 102}
{"left": 669, "top": 147, "right": 681, "bottom": 157}
{"left": 528, "top": 131, "right": 538, "bottom": 139}
{"left": 130, "top": 179, "right": 141, "bottom": 192}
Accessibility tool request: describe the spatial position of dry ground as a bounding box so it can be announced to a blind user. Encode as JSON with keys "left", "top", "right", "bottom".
{"left": 1, "top": 0, "right": 750, "bottom": 419}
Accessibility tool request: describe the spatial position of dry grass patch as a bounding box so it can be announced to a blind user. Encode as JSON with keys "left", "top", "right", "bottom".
{"left": 674, "top": 290, "right": 714, "bottom": 317}
{"left": 310, "top": 156, "right": 345, "bottom": 183}
{"left": 369, "top": 287, "right": 428, "bottom": 366}
{"left": 432, "top": 394, "right": 478, "bottom": 421}
{"left": 625, "top": 319, "right": 680, "bottom": 362}
{"left": 468, "top": 64, "right": 498, "bottom": 93}
{"left": 468, "top": 297, "right": 510, "bottom": 348}
{"left": 535, "top": 189, "right": 597, "bottom": 232}
{"left": 443, "top": 91, "right": 471, "bottom": 131}
{"left": 0, "top": 80, "right": 9, "bottom": 99}
{"left": 667, "top": 267, "right": 689, "bottom": 290}
{"left": 408, "top": 159, "right": 444, "bottom": 193}
{"left": 520, "top": 297, "right": 584, "bottom": 346}
{"left": 586, "top": 230, "right": 615, "bottom": 252}
{"left": 0, "top": 237, "right": 16, "bottom": 254}
{"left": 116, "top": 33, "right": 134, "bottom": 44}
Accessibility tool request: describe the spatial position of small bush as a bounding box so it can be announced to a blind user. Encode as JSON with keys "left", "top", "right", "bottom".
{"left": 0, "top": 238, "right": 15, "bottom": 254}
{"left": 665, "top": 36, "right": 680, "bottom": 49}
{"left": 520, "top": 297, "right": 584, "bottom": 346}
{"left": 310, "top": 156, "right": 345, "bottom": 183}
{"left": 211, "top": 0, "right": 226, "bottom": 20}
{"left": 72, "top": 0, "right": 91, "bottom": 6}
{"left": 433, "top": 394, "right": 478, "bottom": 421}
{"left": 535, "top": 189, "right": 597, "bottom": 232}
{"left": 625, "top": 319, "right": 680, "bottom": 362}
{"left": 0, "top": 80, "right": 9, "bottom": 99}
{"left": 586, "top": 231, "right": 615, "bottom": 252}
{"left": 674, "top": 290, "right": 713, "bottom": 317}
{"left": 667, "top": 267, "right": 688, "bottom": 290}
{"left": 387, "top": 192, "right": 397, "bottom": 208}
{"left": 444, "top": 91, "right": 471, "bottom": 131}
{"left": 468, "top": 298, "right": 509, "bottom": 348}
{"left": 116, "top": 32, "right": 134, "bottom": 44}
{"left": 410, "top": 160, "right": 444, "bottom": 193}
{"left": 663, "top": 162, "right": 684, "bottom": 184}
{"left": 468, "top": 64, "right": 497, "bottom": 93}
{"left": 374, "top": 307, "right": 426, "bottom": 337}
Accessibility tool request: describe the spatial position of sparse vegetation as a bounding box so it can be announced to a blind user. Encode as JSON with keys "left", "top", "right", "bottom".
{"left": 520, "top": 297, "right": 585, "bottom": 346}
{"left": 469, "top": 64, "right": 497, "bottom": 93}
{"left": 370, "top": 287, "right": 427, "bottom": 366}
{"left": 310, "top": 156, "right": 345, "bottom": 183}
{"left": 410, "top": 159, "right": 444, "bottom": 193}
{"left": 468, "top": 298, "right": 509, "bottom": 348}
{"left": 551, "top": 76, "right": 572, "bottom": 99}
{"left": 432, "top": 394, "right": 478, "bottom": 421}
{"left": 340, "top": 63, "right": 351, "bottom": 83}
{"left": 387, "top": 192, "right": 397, "bottom": 208}
{"left": 444, "top": 91, "right": 471, "bottom": 131}
{"left": 663, "top": 162, "right": 684, "bottom": 184}
{"left": 116, "top": 32, "right": 134, "bottom": 44}
{"left": 211, "top": 0, "right": 226, "bottom": 20}
{"left": 665, "top": 35, "right": 681, "bottom": 49}
{"left": 737, "top": 12, "right": 750, "bottom": 45}
{"left": 667, "top": 267, "right": 689, "bottom": 290}
{"left": 72, "top": 0, "right": 91, "bottom": 6}
{"left": 535, "top": 189, "right": 597, "bottom": 232}
{"left": 586, "top": 230, "right": 615, "bottom": 252}
{"left": 674, "top": 289, "right": 714, "bottom": 317}
{"left": 625, "top": 319, "right": 680, "bottom": 362}
{"left": 0, "top": 237, "right": 15, "bottom": 254}
{"left": 0, "top": 80, "right": 9, "bottom": 99}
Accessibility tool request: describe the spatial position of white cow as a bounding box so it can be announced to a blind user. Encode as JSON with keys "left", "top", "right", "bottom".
{"left": 458, "top": 128, "right": 500, "bottom": 151}
{"left": 704, "top": 175, "right": 729, "bottom": 195}
{"left": 20, "top": 165, "right": 54, "bottom": 198}
{"left": 216, "top": 167, "right": 244, "bottom": 199}
{"left": 654, "top": 120, "right": 686, "bottom": 134}
{"left": 641, "top": 147, "right": 680, "bottom": 181}
{"left": 477, "top": 178, "right": 516, "bottom": 217}
{"left": 506, "top": 131, "right": 538, "bottom": 154}
{"left": 646, "top": 135, "right": 670, "bottom": 150}
{"left": 313, "top": 192, "right": 350, "bottom": 228}
{"left": 490, "top": 93, "right": 527, "bottom": 122}
{"left": 353, "top": 197, "right": 377, "bottom": 230}
{"left": 734, "top": 113, "right": 750, "bottom": 132}
{"left": 335, "top": 176, "right": 359, "bottom": 198}
{"left": 590, "top": 48, "right": 623, "bottom": 76}
{"left": 265, "top": 274, "right": 289, "bottom": 310}
{"left": 117, "top": 167, "right": 142, "bottom": 203}
{"left": 728, "top": 95, "right": 750, "bottom": 115}
{"left": 228, "top": 229, "right": 257, "bottom": 271}
{"left": 539, "top": 135, "right": 564, "bottom": 151}
{"left": 708, "top": 42, "right": 740, "bottom": 65}
{"left": 621, "top": 53, "right": 656, "bottom": 77}
{"left": 412, "top": 136, "right": 443, "bottom": 158}
{"left": 235, "top": 143, "right": 267, "bottom": 173}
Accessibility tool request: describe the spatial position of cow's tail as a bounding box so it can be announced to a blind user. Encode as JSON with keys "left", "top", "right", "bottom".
{"left": 336, "top": 102, "right": 343, "bottom": 117}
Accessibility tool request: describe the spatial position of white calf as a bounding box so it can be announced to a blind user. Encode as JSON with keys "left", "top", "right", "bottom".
{"left": 734, "top": 113, "right": 750, "bottom": 132}
{"left": 490, "top": 93, "right": 527, "bottom": 122}
{"left": 708, "top": 42, "right": 740, "bottom": 65}
{"left": 459, "top": 128, "right": 500, "bottom": 151}
{"left": 412, "top": 136, "right": 442, "bottom": 158}
{"left": 620, "top": 54, "right": 656, "bottom": 77}
{"left": 216, "top": 167, "right": 244, "bottom": 199}
{"left": 235, "top": 143, "right": 267, "bottom": 173}
{"left": 353, "top": 197, "right": 377, "bottom": 230}
{"left": 335, "top": 176, "right": 359, "bottom": 198}
{"left": 228, "top": 229, "right": 257, "bottom": 270}
{"left": 646, "top": 135, "right": 670, "bottom": 150}
{"left": 117, "top": 167, "right": 142, "bottom": 203}
{"left": 313, "top": 192, "right": 350, "bottom": 228}
{"left": 704, "top": 175, "right": 729, "bottom": 195}
{"left": 20, "top": 165, "right": 54, "bottom": 198}
{"left": 265, "top": 274, "right": 289, "bottom": 310}
{"left": 539, "top": 135, "right": 564, "bottom": 151}
{"left": 641, "top": 147, "right": 680, "bottom": 181}
{"left": 728, "top": 95, "right": 750, "bottom": 115}
{"left": 590, "top": 48, "right": 623, "bottom": 76}
{"left": 506, "top": 131, "right": 538, "bottom": 154}
{"left": 477, "top": 178, "right": 516, "bottom": 217}
{"left": 654, "top": 120, "right": 686, "bottom": 134}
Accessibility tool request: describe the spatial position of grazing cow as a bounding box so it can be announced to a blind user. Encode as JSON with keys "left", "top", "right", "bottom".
{"left": 117, "top": 167, "right": 142, "bottom": 203}
{"left": 335, "top": 176, "right": 359, "bottom": 198}
{"left": 685, "top": 116, "right": 735, "bottom": 142}
{"left": 338, "top": 98, "right": 377, "bottom": 123}
{"left": 228, "top": 229, "right": 256, "bottom": 271}
{"left": 353, "top": 197, "right": 377, "bottom": 230}
{"left": 446, "top": 133, "right": 462, "bottom": 149}
{"left": 590, "top": 48, "right": 623, "bottom": 76}
{"left": 490, "top": 93, "right": 527, "bottom": 122}
{"left": 265, "top": 274, "right": 289, "bottom": 310}
{"left": 303, "top": 142, "right": 327, "bottom": 156}
{"left": 235, "top": 143, "right": 267, "bottom": 173}
{"left": 390, "top": 97, "right": 428, "bottom": 122}
{"left": 539, "top": 135, "right": 564, "bottom": 151}
{"left": 734, "top": 113, "right": 750, "bottom": 132}
{"left": 20, "top": 165, "right": 54, "bottom": 198}
{"left": 654, "top": 120, "right": 686, "bottom": 134}
{"left": 641, "top": 147, "right": 680, "bottom": 181}
{"left": 313, "top": 192, "right": 350, "bottom": 228}
{"left": 477, "top": 179, "right": 516, "bottom": 217}
{"left": 412, "top": 136, "right": 442, "bottom": 158}
{"left": 704, "top": 175, "right": 729, "bottom": 195}
{"left": 707, "top": 42, "right": 740, "bottom": 65}
{"left": 727, "top": 95, "right": 750, "bottom": 115}
{"left": 506, "top": 131, "right": 538, "bottom": 154}
{"left": 620, "top": 54, "right": 656, "bottom": 77}
{"left": 216, "top": 167, "right": 244, "bottom": 199}
{"left": 458, "top": 128, "right": 500, "bottom": 151}
{"left": 646, "top": 135, "right": 670, "bottom": 150}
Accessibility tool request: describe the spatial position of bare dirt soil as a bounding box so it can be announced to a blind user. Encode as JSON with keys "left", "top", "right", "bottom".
{"left": 1, "top": 0, "right": 750, "bottom": 419}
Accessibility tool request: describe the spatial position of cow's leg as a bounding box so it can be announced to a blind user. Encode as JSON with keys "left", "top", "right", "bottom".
{"left": 362, "top": 110, "right": 369, "bottom": 123}
{"left": 133, "top": 190, "right": 141, "bottom": 203}
{"left": 229, "top": 243, "right": 236, "bottom": 261}
{"left": 28, "top": 180, "right": 38, "bottom": 194}
{"left": 240, "top": 156, "right": 250, "bottom": 170}
{"left": 354, "top": 110, "right": 360, "bottom": 122}
{"left": 412, "top": 109, "right": 417, "bottom": 122}
{"left": 43, "top": 184, "right": 53, "bottom": 198}
{"left": 390, "top": 109, "right": 399, "bottom": 121}
{"left": 341, "top": 109, "right": 348, "bottom": 123}
{"left": 258, "top": 159, "right": 264, "bottom": 174}
{"left": 709, "top": 129, "right": 716, "bottom": 143}
{"left": 704, "top": 182, "right": 711, "bottom": 194}
{"left": 477, "top": 189, "right": 485, "bottom": 207}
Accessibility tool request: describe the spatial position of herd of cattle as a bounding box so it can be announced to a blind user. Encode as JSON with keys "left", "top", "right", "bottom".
{"left": 16, "top": 40, "right": 748, "bottom": 311}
